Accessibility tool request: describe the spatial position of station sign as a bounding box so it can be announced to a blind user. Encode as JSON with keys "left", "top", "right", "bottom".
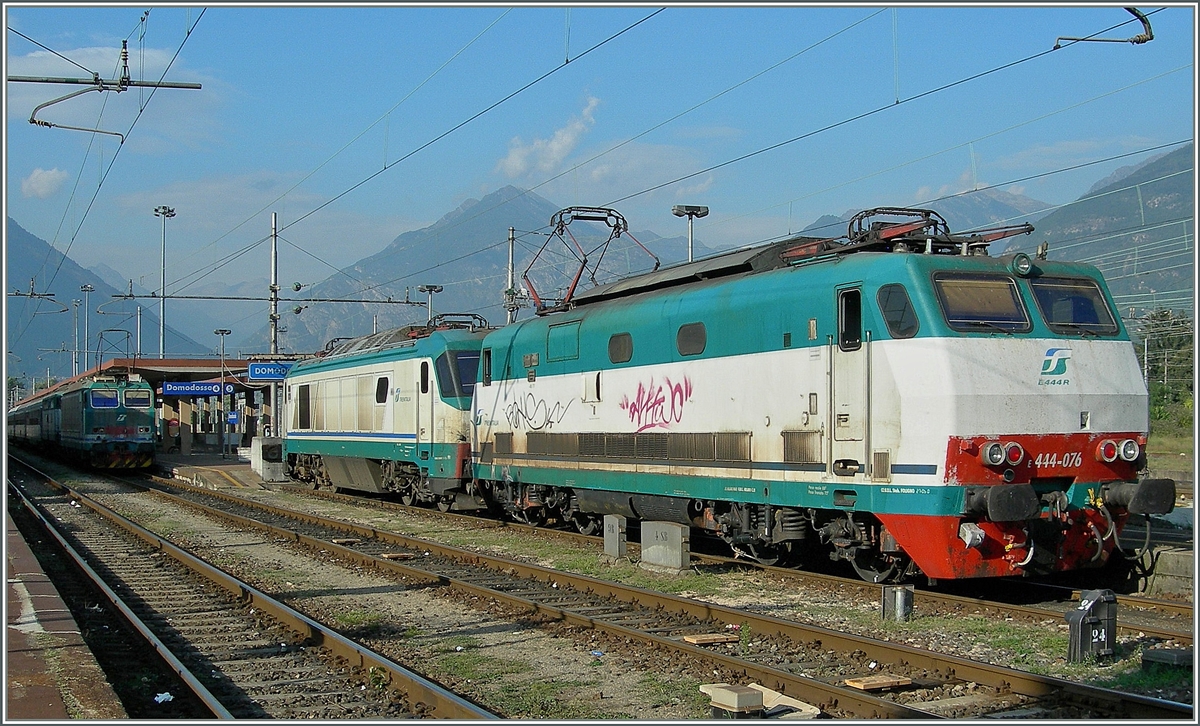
{"left": 247, "top": 362, "right": 294, "bottom": 381}
{"left": 162, "top": 381, "right": 235, "bottom": 396}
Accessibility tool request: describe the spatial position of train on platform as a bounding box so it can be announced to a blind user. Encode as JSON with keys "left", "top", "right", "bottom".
{"left": 7, "top": 373, "right": 157, "bottom": 469}
{"left": 280, "top": 206, "right": 1175, "bottom": 582}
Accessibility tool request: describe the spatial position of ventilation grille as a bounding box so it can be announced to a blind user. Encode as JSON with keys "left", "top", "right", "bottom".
{"left": 782, "top": 431, "right": 823, "bottom": 464}
{"left": 493, "top": 432, "right": 513, "bottom": 455}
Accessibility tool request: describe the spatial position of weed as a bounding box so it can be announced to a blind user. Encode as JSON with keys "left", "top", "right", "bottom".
{"left": 335, "top": 609, "right": 382, "bottom": 628}
{"left": 435, "top": 650, "right": 529, "bottom": 682}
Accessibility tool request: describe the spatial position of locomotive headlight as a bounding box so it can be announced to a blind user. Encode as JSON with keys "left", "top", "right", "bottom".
{"left": 1004, "top": 442, "right": 1025, "bottom": 466}
{"left": 981, "top": 442, "right": 1006, "bottom": 466}
{"left": 1010, "top": 253, "right": 1033, "bottom": 277}
{"left": 1119, "top": 438, "right": 1140, "bottom": 462}
{"left": 1096, "top": 439, "right": 1119, "bottom": 463}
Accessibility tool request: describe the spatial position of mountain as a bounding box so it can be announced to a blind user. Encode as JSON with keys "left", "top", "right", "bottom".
{"left": 1082, "top": 148, "right": 1177, "bottom": 198}
{"left": 999, "top": 143, "right": 1193, "bottom": 317}
{"left": 246, "top": 186, "right": 715, "bottom": 354}
{"left": 5, "top": 218, "right": 208, "bottom": 384}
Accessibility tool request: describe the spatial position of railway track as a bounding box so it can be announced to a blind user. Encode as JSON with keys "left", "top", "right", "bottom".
{"left": 266, "top": 481, "right": 1194, "bottom": 646}
{"left": 33, "top": 459, "right": 1187, "bottom": 720}
{"left": 7, "top": 457, "right": 497, "bottom": 720}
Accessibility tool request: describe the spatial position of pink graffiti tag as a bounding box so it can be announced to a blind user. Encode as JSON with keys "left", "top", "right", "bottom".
{"left": 618, "top": 377, "right": 693, "bottom": 432}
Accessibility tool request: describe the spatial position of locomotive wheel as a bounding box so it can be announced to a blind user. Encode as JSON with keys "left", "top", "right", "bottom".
{"left": 850, "top": 549, "right": 901, "bottom": 584}
{"left": 436, "top": 497, "right": 454, "bottom": 513}
{"left": 399, "top": 488, "right": 416, "bottom": 507}
{"left": 573, "top": 515, "right": 600, "bottom": 536}
{"left": 745, "top": 542, "right": 796, "bottom": 567}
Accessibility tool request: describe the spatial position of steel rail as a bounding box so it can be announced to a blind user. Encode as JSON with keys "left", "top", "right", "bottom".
{"left": 7, "top": 480, "right": 233, "bottom": 719}
{"left": 270, "top": 482, "right": 1193, "bottom": 644}
{"left": 150, "top": 485, "right": 929, "bottom": 718}
{"left": 146, "top": 478, "right": 1192, "bottom": 720}
{"left": 17, "top": 460, "right": 498, "bottom": 720}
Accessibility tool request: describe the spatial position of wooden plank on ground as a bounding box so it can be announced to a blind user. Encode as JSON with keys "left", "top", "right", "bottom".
{"left": 380, "top": 552, "right": 417, "bottom": 560}
{"left": 843, "top": 674, "right": 912, "bottom": 691}
{"left": 683, "top": 633, "right": 741, "bottom": 645}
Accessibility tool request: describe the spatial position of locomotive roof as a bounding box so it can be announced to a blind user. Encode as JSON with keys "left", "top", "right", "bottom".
{"left": 567, "top": 207, "right": 1035, "bottom": 310}
{"left": 292, "top": 316, "right": 490, "bottom": 374}
{"left": 572, "top": 236, "right": 818, "bottom": 307}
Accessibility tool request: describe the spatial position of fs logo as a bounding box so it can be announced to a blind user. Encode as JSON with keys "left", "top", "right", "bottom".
{"left": 1039, "top": 347, "right": 1072, "bottom": 386}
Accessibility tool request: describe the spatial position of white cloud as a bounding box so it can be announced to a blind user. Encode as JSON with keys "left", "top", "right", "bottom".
{"left": 496, "top": 97, "right": 600, "bottom": 178}
{"left": 21, "top": 167, "right": 69, "bottom": 198}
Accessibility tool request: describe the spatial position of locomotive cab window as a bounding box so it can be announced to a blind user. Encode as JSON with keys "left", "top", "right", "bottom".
{"left": 420, "top": 361, "right": 430, "bottom": 394}
{"left": 676, "top": 323, "right": 706, "bottom": 356}
{"left": 435, "top": 351, "right": 481, "bottom": 399}
{"left": 124, "top": 389, "right": 152, "bottom": 408}
{"left": 933, "top": 272, "right": 1031, "bottom": 333}
{"left": 90, "top": 390, "right": 119, "bottom": 408}
{"left": 1029, "top": 277, "right": 1119, "bottom": 336}
{"left": 838, "top": 289, "right": 862, "bottom": 351}
{"left": 608, "top": 333, "right": 633, "bottom": 364}
{"left": 876, "top": 284, "right": 919, "bottom": 339}
{"left": 481, "top": 349, "right": 492, "bottom": 386}
{"left": 375, "top": 377, "right": 389, "bottom": 404}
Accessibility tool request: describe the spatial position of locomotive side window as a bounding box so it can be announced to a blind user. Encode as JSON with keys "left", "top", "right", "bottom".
{"left": 297, "top": 384, "right": 311, "bottom": 429}
{"left": 90, "top": 389, "right": 119, "bottom": 408}
{"left": 933, "top": 273, "right": 1031, "bottom": 333}
{"left": 375, "top": 376, "right": 389, "bottom": 404}
{"left": 420, "top": 361, "right": 430, "bottom": 394}
{"left": 876, "top": 284, "right": 919, "bottom": 339}
{"left": 838, "top": 289, "right": 862, "bottom": 351}
{"left": 676, "top": 323, "right": 706, "bottom": 356}
{"left": 1029, "top": 277, "right": 1119, "bottom": 336}
{"left": 456, "top": 352, "right": 480, "bottom": 396}
{"left": 124, "top": 389, "right": 153, "bottom": 408}
{"left": 608, "top": 333, "right": 633, "bottom": 364}
{"left": 481, "top": 349, "right": 492, "bottom": 386}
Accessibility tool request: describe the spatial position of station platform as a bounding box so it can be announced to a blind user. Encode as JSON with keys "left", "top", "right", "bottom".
{"left": 154, "top": 448, "right": 266, "bottom": 490}
{"left": 6, "top": 510, "right": 126, "bottom": 719}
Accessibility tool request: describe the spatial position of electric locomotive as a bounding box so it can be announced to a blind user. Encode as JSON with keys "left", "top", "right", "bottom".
{"left": 7, "top": 373, "right": 157, "bottom": 468}
{"left": 283, "top": 314, "right": 490, "bottom": 509}
{"left": 470, "top": 207, "right": 1174, "bottom": 581}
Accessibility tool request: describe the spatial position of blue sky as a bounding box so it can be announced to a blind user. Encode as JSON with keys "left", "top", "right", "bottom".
{"left": 4, "top": 4, "right": 1196, "bottom": 299}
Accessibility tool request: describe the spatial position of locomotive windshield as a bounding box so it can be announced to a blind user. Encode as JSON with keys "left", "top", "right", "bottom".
{"left": 1029, "top": 276, "right": 1119, "bottom": 336}
{"left": 933, "top": 272, "right": 1031, "bottom": 333}
{"left": 124, "top": 389, "right": 152, "bottom": 408}
{"left": 435, "top": 351, "right": 481, "bottom": 399}
{"left": 90, "top": 389, "right": 120, "bottom": 408}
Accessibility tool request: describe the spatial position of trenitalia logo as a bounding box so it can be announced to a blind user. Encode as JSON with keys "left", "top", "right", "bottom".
{"left": 1039, "top": 348, "right": 1072, "bottom": 386}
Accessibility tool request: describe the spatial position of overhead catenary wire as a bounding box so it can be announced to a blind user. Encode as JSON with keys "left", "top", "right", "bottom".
{"left": 169, "top": 8, "right": 515, "bottom": 282}
{"left": 165, "top": 8, "right": 664, "bottom": 305}
{"left": 11, "top": 9, "right": 207, "bottom": 349}
{"left": 333, "top": 9, "right": 1178, "bottom": 299}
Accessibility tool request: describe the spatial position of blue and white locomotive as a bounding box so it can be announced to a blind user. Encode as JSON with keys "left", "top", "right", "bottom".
{"left": 283, "top": 316, "right": 488, "bottom": 509}
{"left": 7, "top": 372, "right": 157, "bottom": 468}
{"left": 283, "top": 207, "right": 1175, "bottom": 582}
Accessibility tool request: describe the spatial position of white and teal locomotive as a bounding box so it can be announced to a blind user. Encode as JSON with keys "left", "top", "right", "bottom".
{"left": 284, "top": 207, "right": 1174, "bottom": 582}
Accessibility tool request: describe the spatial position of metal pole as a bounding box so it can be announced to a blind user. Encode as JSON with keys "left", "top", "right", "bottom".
{"left": 1143, "top": 336, "right": 1149, "bottom": 385}
{"left": 71, "top": 300, "right": 80, "bottom": 377}
{"left": 507, "top": 226, "right": 516, "bottom": 324}
{"left": 160, "top": 213, "right": 166, "bottom": 357}
{"left": 155, "top": 205, "right": 175, "bottom": 358}
{"left": 270, "top": 212, "right": 279, "bottom": 438}
{"left": 81, "top": 285, "right": 93, "bottom": 371}
{"left": 687, "top": 214, "right": 694, "bottom": 263}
